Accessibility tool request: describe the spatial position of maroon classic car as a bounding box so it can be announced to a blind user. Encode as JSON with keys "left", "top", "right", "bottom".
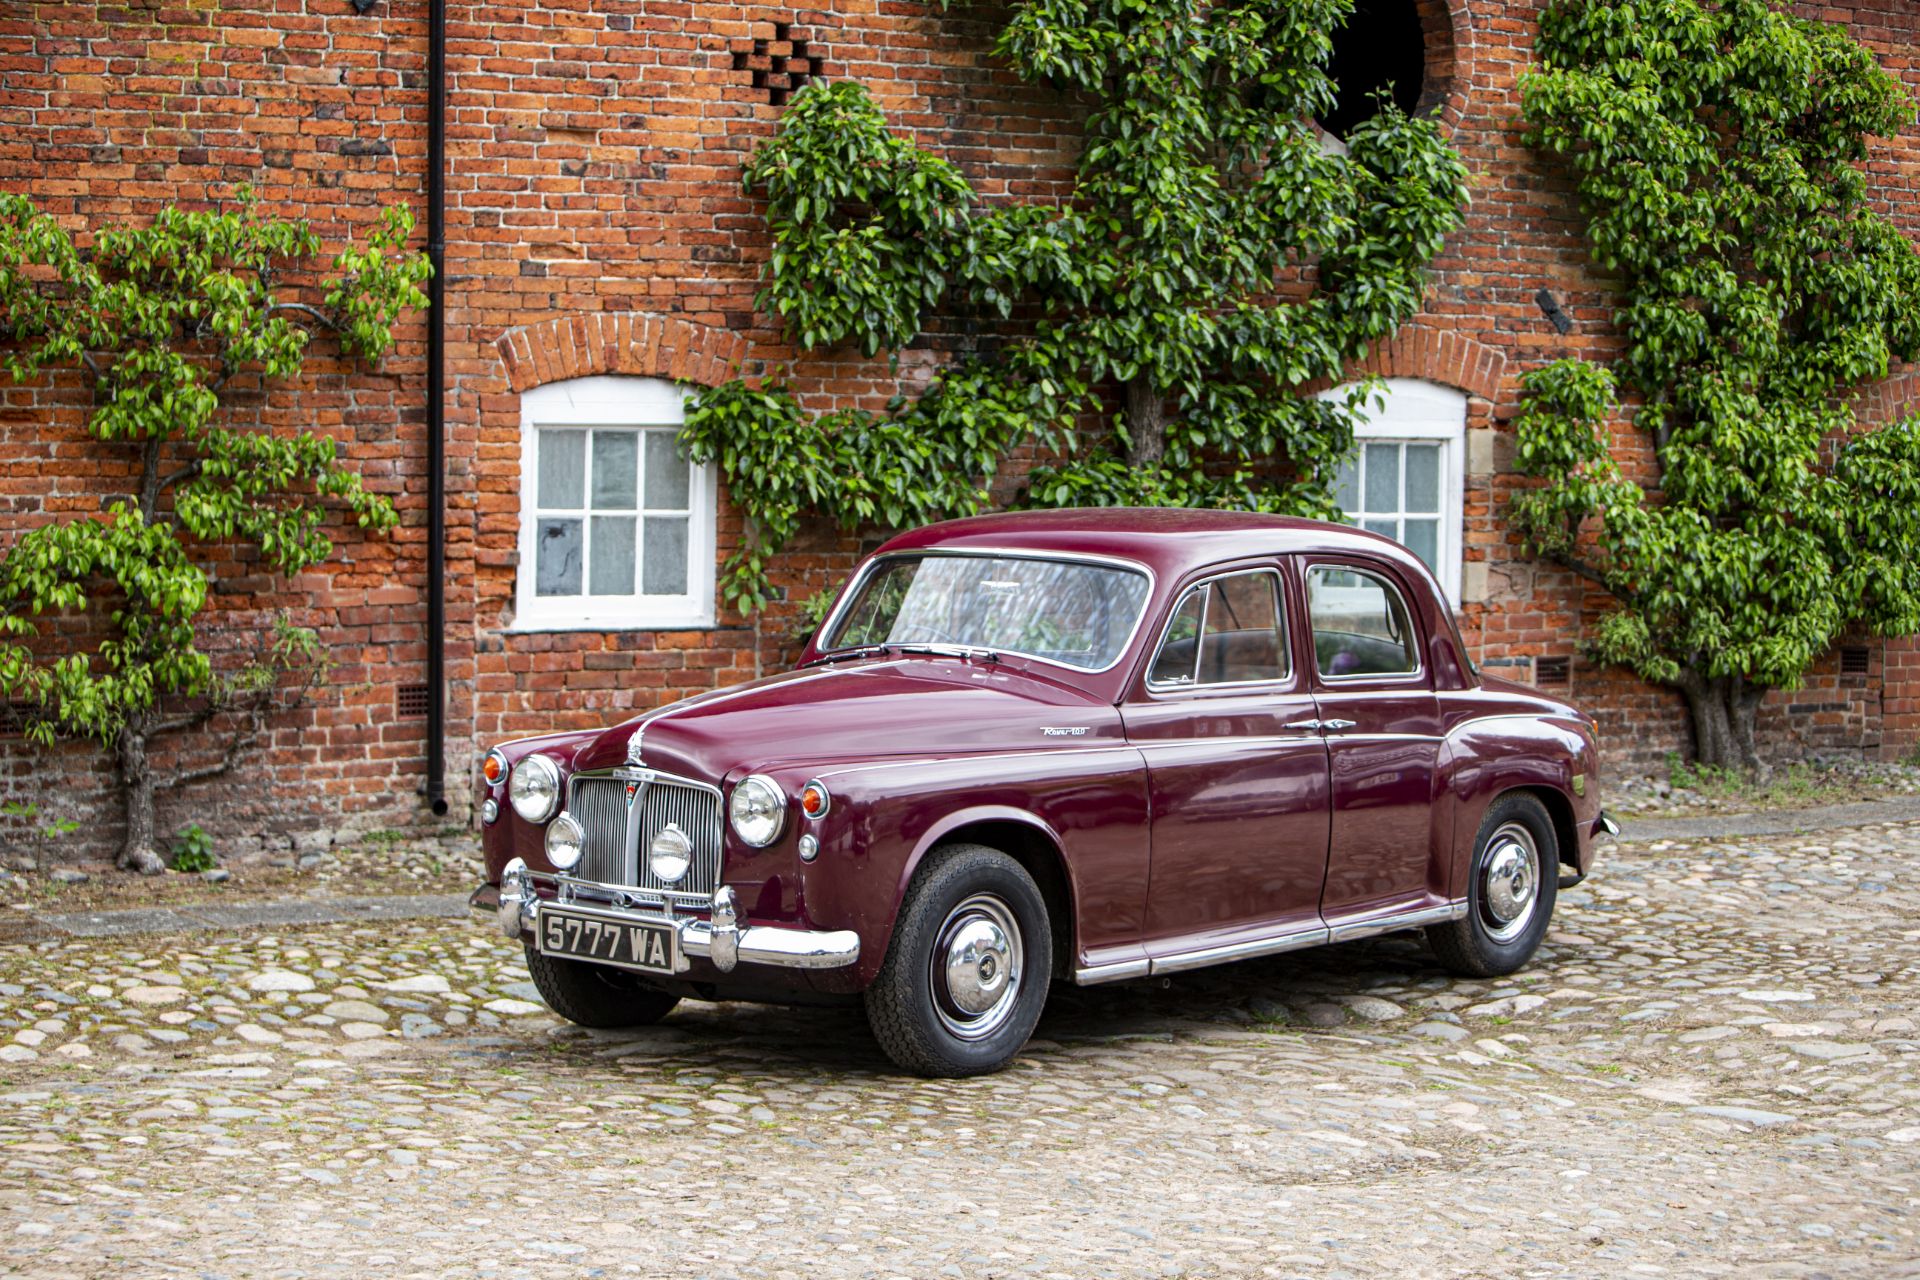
{"left": 471, "top": 509, "right": 1614, "bottom": 1075}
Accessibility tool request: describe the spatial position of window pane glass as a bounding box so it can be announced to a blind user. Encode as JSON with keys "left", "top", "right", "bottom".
{"left": 644, "top": 431, "right": 691, "bottom": 510}
{"left": 1149, "top": 587, "right": 1208, "bottom": 685}
{"left": 589, "top": 515, "right": 636, "bottom": 595}
{"left": 1307, "top": 565, "right": 1418, "bottom": 677}
{"left": 1363, "top": 443, "right": 1399, "bottom": 513}
{"left": 535, "top": 517, "right": 582, "bottom": 596}
{"left": 1405, "top": 443, "right": 1441, "bottom": 513}
{"left": 642, "top": 516, "right": 688, "bottom": 595}
{"left": 1198, "top": 572, "right": 1286, "bottom": 684}
{"left": 1363, "top": 518, "right": 1398, "bottom": 540}
{"left": 1403, "top": 518, "right": 1440, "bottom": 571}
{"left": 1334, "top": 454, "right": 1360, "bottom": 513}
{"left": 537, "top": 430, "right": 586, "bottom": 509}
{"left": 591, "top": 432, "right": 638, "bottom": 510}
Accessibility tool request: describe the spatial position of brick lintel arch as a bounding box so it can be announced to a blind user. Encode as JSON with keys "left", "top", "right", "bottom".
{"left": 494, "top": 312, "right": 755, "bottom": 394}
{"left": 1342, "top": 326, "right": 1507, "bottom": 403}
{"left": 1854, "top": 365, "right": 1920, "bottom": 428}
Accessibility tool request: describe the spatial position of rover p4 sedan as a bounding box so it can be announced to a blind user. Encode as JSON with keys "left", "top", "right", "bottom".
{"left": 472, "top": 509, "right": 1614, "bottom": 1076}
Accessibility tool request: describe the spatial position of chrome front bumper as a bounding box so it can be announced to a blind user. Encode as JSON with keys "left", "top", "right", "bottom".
{"left": 476, "top": 858, "right": 861, "bottom": 975}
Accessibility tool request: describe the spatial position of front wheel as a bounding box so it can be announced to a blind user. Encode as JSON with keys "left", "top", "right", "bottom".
{"left": 523, "top": 945, "right": 681, "bottom": 1029}
{"left": 864, "top": 843, "right": 1053, "bottom": 1077}
{"left": 1426, "top": 792, "right": 1559, "bottom": 978}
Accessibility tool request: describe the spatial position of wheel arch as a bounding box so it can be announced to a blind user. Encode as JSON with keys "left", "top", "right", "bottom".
{"left": 1503, "top": 784, "right": 1580, "bottom": 875}
{"left": 908, "top": 809, "right": 1076, "bottom": 982}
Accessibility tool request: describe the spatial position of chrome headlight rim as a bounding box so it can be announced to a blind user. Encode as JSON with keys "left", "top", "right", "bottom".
{"left": 544, "top": 811, "right": 585, "bottom": 871}
{"left": 729, "top": 773, "right": 787, "bottom": 848}
{"left": 508, "top": 753, "right": 562, "bottom": 824}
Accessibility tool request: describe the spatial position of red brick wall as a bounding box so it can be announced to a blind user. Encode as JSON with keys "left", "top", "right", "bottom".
{"left": 1, "top": 0, "right": 1917, "bottom": 861}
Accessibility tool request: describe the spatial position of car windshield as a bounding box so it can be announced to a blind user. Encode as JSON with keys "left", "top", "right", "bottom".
{"left": 824, "top": 554, "right": 1151, "bottom": 671}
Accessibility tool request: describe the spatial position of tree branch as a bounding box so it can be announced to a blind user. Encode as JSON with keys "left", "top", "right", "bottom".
{"left": 1548, "top": 550, "right": 1612, "bottom": 591}
{"left": 153, "top": 702, "right": 267, "bottom": 793}
{"left": 149, "top": 704, "right": 218, "bottom": 736}
{"left": 158, "top": 462, "right": 201, "bottom": 494}
{"left": 137, "top": 434, "right": 164, "bottom": 521}
{"left": 265, "top": 301, "right": 337, "bottom": 331}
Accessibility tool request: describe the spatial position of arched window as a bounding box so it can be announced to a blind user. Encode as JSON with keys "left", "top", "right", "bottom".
{"left": 1321, "top": 0, "right": 1451, "bottom": 140}
{"left": 514, "top": 376, "right": 717, "bottom": 631}
{"left": 1323, "top": 378, "right": 1467, "bottom": 603}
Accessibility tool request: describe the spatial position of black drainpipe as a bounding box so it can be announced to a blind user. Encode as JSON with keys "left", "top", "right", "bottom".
{"left": 423, "top": 0, "right": 448, "bottom": 816}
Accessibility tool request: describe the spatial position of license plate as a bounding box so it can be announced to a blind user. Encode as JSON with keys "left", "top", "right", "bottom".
{"left": 538, "top": 905, "right": 679, "bottom": 976}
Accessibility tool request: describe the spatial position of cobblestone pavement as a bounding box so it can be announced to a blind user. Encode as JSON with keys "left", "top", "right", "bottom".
{"left": 3, "top": 824, "right": 1919, "bottom": 1279}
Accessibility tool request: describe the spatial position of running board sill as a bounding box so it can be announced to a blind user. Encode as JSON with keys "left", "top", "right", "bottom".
{"left": 1072, "top": 901, "right": 1468, "bottom": 985}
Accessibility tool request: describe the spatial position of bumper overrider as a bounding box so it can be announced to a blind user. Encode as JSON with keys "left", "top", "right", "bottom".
{"left": 473, "top": 858, "right": 861, "bottom": 975}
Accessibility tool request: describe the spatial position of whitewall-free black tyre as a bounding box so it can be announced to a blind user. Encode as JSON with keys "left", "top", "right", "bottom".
{"left": 523, "top": 944, "right": 681, "bottom": 1029}
{"left": 1426, "top": 792, "right": 1559, "bottom": 978}
{"left": 864, "top": 843, "right": 1053, "bottom": 1077}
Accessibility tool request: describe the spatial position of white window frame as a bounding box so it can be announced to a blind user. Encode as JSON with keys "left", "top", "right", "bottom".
{"left": 513, "top": 375, "right": 718, "bottom": 632}
{"left": 1320, "top": 377, "right": 1466, "bottom": 605}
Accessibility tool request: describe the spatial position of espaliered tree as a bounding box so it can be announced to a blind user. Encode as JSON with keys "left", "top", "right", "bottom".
{"left": 1514, "top": 0, "right": 1920, "bottom": 775}
{"left": 683, "top": 0, "right": 1470, "bottom": 613}
{"left": 0, "top": 192, "right": 428, "bottom": 872}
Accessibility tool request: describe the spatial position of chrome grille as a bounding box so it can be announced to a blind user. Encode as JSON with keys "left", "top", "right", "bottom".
{"left": 567, "top": 772, "right": 723, "bottom": 899}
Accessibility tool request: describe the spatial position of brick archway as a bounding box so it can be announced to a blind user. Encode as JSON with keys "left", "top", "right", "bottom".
{"left": 494, "top": 312, "right": 754, "bottom": 394}
{"left": 1854, "top": 366, "right": 1920, "bottom": 428}
{"left": 1346, "top": 326, "right": 1507, "bottom": 403}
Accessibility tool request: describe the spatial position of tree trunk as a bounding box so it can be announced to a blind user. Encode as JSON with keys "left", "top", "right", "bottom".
{"left": 1124, "top": 376, "right": 1168, "bottom": 469}
{"left": 1677, "top": 672, "right": 1770, "bottom": 781}
{"left": 116, "top": 724, "right": 166, "bottom": 875}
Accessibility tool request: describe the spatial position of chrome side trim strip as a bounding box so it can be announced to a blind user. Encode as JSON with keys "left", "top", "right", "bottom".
{"left": 1074, "top": 900, "right": 1471, "bottom": 983}
{"left": 1149, "top": 925, "right": 1331, "bottom": 975}
{"left": 1071, "top": 958, "right": 1152, "bottom": 986}
{"left": 1325, "top": 901, "right": 1466, "bottom": 944}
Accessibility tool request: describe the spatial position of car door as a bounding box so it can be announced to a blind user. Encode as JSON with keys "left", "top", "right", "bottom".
{"left": 1299, "top": 556, "right": 1448, "bottom": 922}
{"left": 1121, "top": 565, "right": 1332, "bottom": 960}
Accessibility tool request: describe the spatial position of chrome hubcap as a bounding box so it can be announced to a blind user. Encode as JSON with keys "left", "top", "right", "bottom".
{"left": 1479, "top": 823, "right": 1540, "bottom": 944}
{"left": 930, "top": 893, "right": 1024, "bottom": 1041}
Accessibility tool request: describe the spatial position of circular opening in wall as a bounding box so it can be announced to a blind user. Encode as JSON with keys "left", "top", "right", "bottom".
{"left": 1320, "top": 0, "right": 1453, "bottom": 140}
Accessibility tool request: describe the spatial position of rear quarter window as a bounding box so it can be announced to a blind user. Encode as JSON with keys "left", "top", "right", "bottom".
{"left": 1307, "top": 564, "right": 1420, "bottom": 679}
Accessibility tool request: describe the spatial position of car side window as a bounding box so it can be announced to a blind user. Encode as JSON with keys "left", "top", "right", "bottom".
{"left": 1307, "top": 564, "right": 1419, "bottom": 679}
{"left": 1148, "top": 571, "right": 1289, "bottom": 687}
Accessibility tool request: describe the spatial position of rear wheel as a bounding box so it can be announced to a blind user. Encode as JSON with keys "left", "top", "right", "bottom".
{"left": 523, "top": 945, "right": 681, "bottom": 1029}
{"left": 864, "top": 843, "right": 1052, "bottom": 1077}
{"left": 1426, "top": 792, "right": 1559, "bottom": 978}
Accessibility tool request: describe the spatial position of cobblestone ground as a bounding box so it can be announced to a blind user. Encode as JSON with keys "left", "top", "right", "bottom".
{"left": 3, "top": 824, "right": 1919, "bottom": 1279}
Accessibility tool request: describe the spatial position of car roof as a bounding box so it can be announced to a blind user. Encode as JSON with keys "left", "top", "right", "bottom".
{"left": 874, "top": 506, "right": 1432, "bottom": 585}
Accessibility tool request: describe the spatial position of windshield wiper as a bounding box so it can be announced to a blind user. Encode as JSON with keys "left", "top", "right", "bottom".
{"left": 802, "top": 644, "right": 895, "bottom": 668}
{"left": 891, "top": 643, "right": 1001, "bottom": 663}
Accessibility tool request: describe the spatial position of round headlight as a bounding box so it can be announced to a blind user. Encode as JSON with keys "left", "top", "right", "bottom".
{"left": 729, "top": 774, "right": 786, "bottom": 848}
{"left": 649, "top": 824, "right": 693, "bottom": 884}
{"left": 509, "top": 754, "right": 561, "bottom": 824}
{"left": 545, "top": 812, "right": 585, "bottom": 871}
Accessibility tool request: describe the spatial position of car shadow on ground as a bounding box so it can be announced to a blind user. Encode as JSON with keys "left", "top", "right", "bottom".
{"left": 496, "top": 930, "right": 1482, "bottom": 1078}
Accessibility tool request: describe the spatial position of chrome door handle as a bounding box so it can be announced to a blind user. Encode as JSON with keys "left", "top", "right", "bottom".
{"left": 1319, "top": 718, "right": 1358, "bottom": 733}
{"left": 1282, "top": 719, "right": 1325, "bottom": 733}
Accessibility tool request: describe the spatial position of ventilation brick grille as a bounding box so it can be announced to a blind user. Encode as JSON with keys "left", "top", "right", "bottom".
{"left": 1534, "top": 655, "right": 1571, "bottom": 687}
{"left": 397, "top": 684, "right": 432, "bottom": 719}
{"left": 729, "top": 22, "right": 818, "bottom": 108}
{"left": 1840, "top": 645, "right": 1871, "bottom": 676}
